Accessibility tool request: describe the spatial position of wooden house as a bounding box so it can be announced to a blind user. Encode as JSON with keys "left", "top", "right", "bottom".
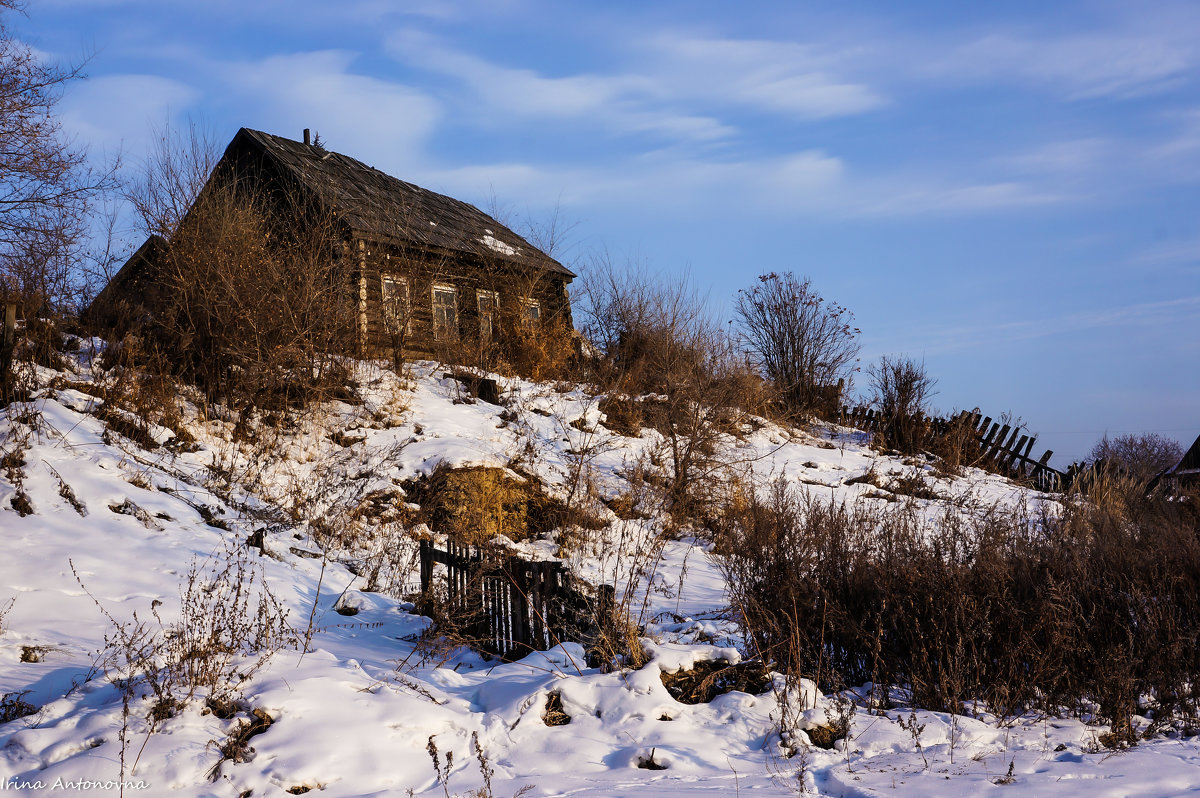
{"left": 94, "top": 128, "right": 574, "bottom": 363}
{"left": 1165, "top": 433, "right": 1200, "bottom": 491}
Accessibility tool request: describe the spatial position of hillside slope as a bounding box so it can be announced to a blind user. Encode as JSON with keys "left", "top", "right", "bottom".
{"left": 2, "top": 340, "right": 1198, "bottom": 796}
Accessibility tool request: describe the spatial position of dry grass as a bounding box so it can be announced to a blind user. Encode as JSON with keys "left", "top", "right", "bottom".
{"left": 659, "top": 660, "right": 771, "bottom": 705}
{"left": 719, "top": 476, "right": 1200, "bottom": 734}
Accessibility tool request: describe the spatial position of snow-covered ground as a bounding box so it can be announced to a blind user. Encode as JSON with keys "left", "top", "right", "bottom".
{"left": 2, "top": 341, "right": 1198, "bottom": 796}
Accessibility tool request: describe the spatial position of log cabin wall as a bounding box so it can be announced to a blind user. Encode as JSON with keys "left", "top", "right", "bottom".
{"left": 358, "top": 239, "right": 573, "bottom": 363}
{"left": 95, "top": 128, "right": 577, "bottom": 368}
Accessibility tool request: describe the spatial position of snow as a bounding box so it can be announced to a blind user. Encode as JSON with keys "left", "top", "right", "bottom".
{"left": 480, "top": 229, "right": 520, "bottom": 257}
{"left": 1, "top": 350, "right": 1198, "bottom": 795}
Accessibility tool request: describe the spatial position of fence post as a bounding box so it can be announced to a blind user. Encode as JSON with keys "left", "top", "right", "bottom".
{"left": 419, "top": 539, "right": 431, "bottom": 593}
{"left": 0, "top": 300, "right": 16, "bottom": 403}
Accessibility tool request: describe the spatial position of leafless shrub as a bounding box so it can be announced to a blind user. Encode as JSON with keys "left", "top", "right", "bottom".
{"left": 425, "top": 732, "right": 535, "bottom": 798}
{"left": 734, "top": 272, "right": 860, "bottom": 419}
{"left": 85, "top": 338, "right": 192, "bottom": 446}
{"left": 78, "top": 541, "right": 293, "bottom": 724}
{"left": 1089, "top": 432, "right": 1184, "bottom": 485}
{"left": 719, "top": 476, "right": 1200, "bottom": 734}
{"left": 0, "top": 595, "right": 13, "bottom": 638}
{"left": 496, "top": 308, "right": 576, "bottom": 383}
{"left": 868, "top": 355, "right": 936, "bottom": 454}
{"left": 578, "top": 256, "right": 758, "bottom": 517}
{"left": 929, "top": 411, "right": 985, "bottom": 476}
{"left": 112, "top": 121, "right": 357, "bottom": 409}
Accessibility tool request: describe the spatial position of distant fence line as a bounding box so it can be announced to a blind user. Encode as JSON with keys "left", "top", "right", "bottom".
{"left": 419, "top": 537, "right": 615, "bottom": 661}
{"left": 841, "top": 406, "right": 1077, "bottom": 492}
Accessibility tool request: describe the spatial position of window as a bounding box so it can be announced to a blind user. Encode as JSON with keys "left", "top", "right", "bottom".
{"left": 431, "top": 284, "right": 458, "bottom": 340}
{"left": 380, "top": 275, "right": 410, "bottom": 334}
{"left": 477, "top": 289, "right": 499, "bottom": 344}
{"left": 521, "top": 298, "right": 541, "bottom": 331}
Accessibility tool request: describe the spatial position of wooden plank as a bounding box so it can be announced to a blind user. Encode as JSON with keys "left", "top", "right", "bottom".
{"left": 1005, "top": 435, "right": 1029, "bottom": 472}
{"left": 512, "top": 561, "right": 531, "bottom": 656}
{"left": 418, "top": 541, "right": 617, "bottom": 659}
{"left": 983, "top": 424, "right": 1009, "bottom": 463}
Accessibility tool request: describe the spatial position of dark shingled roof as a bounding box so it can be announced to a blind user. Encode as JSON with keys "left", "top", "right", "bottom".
{"left": 233, "top": 128, "right": 573, "bottom": 279}
{"left": 1171, "top": 434, "right": 1200, "bottom": 476}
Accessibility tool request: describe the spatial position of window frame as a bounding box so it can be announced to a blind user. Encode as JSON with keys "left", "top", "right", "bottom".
{"left": 431, "top": 283, "right": 459, "bottom": 341}
{"left": 520, "top": 298, "right": 541, "bottom": 331}
{"left": 380, "top": 274, "right": 411, "bottom": 335}
{"left": 476, "top": 289, "right": 500, "bottom": 344}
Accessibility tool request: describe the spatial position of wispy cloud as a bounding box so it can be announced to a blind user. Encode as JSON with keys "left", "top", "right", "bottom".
{"left": 869, "top": 294, "right": 1200, "bottom": 358}
{"left": 59, "top": 74, "right": 198, "bottom": 156}
{"left": 944, "top": 32, "right": 1194, "bottom": 100}
{"left": 386, "top": 30, "right": 735, "bottom": 142}
{"left": 1135, "top": 236, "right": 1200, "bottom": 270}
{"left": 385, "top": 26, "right": 886, "bottom": 149}
{"left": 210, "top": 51, "right": 441, "bottom": 175}
{"left": 1149, "top": 108, "right": 1200, "bottom": 157}
{"left": 424, "top": 148, "right": 845, "bottom": 211}
{"left": 851, "top": 179, "right": 1069, "bottom": 217}
{"left": 999, "top": 138, "right": 1112, "bottom": 175}
{"left": 643, "top": 34, "right": 885, "bottom": 119}
{"left": 905, "top": 3, "right": 1200, "bottom": 102}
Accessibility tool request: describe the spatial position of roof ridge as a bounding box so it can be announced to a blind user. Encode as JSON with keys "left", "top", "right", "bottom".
{"left": 231, "top": 127, "right": 572, "bottom": 277}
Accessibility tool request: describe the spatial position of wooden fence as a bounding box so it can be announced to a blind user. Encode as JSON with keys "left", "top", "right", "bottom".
{"left": 418, "top": 538, "right": 615, "bottom": 661}
{"left": 841, "top": 406, "right": 1072, "bottom": 492}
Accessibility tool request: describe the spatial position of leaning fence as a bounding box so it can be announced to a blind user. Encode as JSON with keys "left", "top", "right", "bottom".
{"left": 840, "top": 406, "right": 1074, "bottom": 492}
{"left": 418, "top": 538, "right": 615, "bottom": 661}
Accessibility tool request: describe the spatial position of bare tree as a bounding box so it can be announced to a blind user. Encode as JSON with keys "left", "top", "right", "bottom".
{"left": 868, "top": 355, "right": 937, "bottom": 454}
{"left": 124, "top": 118, "right": 220, "bottom": 240}
{"left": 117, "top": 121, "right": 355, "bottom": 405}
{"left": 0, "top": 0, "right": 115, "bottom": 313}
{"left": 578, "top": 255, "right": 754, "bottom": 515}
{"left": 1089, "top": 432, "right": 1183, "bottom": 483}
{"left": 734, "top": 272, "right": 860, "bottom": 418}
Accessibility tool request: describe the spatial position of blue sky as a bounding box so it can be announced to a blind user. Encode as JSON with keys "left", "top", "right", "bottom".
{"left": 21, "top": 0, "right": 1200, "bottom": 464}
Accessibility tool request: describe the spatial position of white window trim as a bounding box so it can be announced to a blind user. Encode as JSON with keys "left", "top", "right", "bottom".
{"left": 521, "top": 297, "right": 541, "bottom": 330}
{"left": 381, "top": 274, "right": 411, "bottom": 334}
{"left": 432, "top": 283, "right": 458, "bottom": 341}
{"left": 477, "top": 289, "right": 499, "bottom": 343}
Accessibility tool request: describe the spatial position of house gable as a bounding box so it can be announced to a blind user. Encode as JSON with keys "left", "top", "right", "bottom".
{"left": 95, "top": 128, "right": 575, "bottom": 362}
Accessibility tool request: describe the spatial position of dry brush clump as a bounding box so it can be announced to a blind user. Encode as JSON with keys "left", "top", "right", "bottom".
{"left": 734, "top": 271, "right": 860, "bottom": 420}
{"left": 719, "top": 477, "right": 1200, "bottom": 735}
{"left": 79, "top": 541, "right": 293, "bottom": 721}
{"left": 577, "top": 258, "right": 766, "bottom": 519}
{"left": 867, "top": 355, "right": 936, "bottom": 455}
{"left": 107, "top": 122, "right": 358, "bottom": 412}
{"left": 1088, "top": 432, "right": 1185, "bottom": 489}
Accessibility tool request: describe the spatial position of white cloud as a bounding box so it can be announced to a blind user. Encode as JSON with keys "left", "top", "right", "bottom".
{"left": 1149, "top": 109, "right": 1200, "bottom": 157}
{"left": 918, "top": 11, "right": 1200, "bottom": 101}
{"left": 211, "top": 51, "right": 441, "bottom": 177}
{"left": 1135, "top": 237, "right": 1200, "bottom": 270}
{"left": 59, "top": 74, "right": 199, "bottom": 157}
{"left": 646, "top": 35, "right": 885, "bottom": 119}
{"left": 386, "top": 30, "right": 736, "bottom": 142}
{"left": 854, "top": 180, "right": 1068, "bottom": 217}
{"left": 870, "top": 294, "right": 1200, "bottom": 358}
{"left": 422, "top": 148, "right": 844, "bottom": 214}
{"left": 1000, "top": 138, "right": 1112, "bottom": 174}
{"left": 384, "top": 27, "right": 885, "bottom": 150}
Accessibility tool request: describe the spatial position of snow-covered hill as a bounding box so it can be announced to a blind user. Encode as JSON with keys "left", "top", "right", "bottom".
{"left": 2, "top": 339, "right": 1199, "bottom": 797}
